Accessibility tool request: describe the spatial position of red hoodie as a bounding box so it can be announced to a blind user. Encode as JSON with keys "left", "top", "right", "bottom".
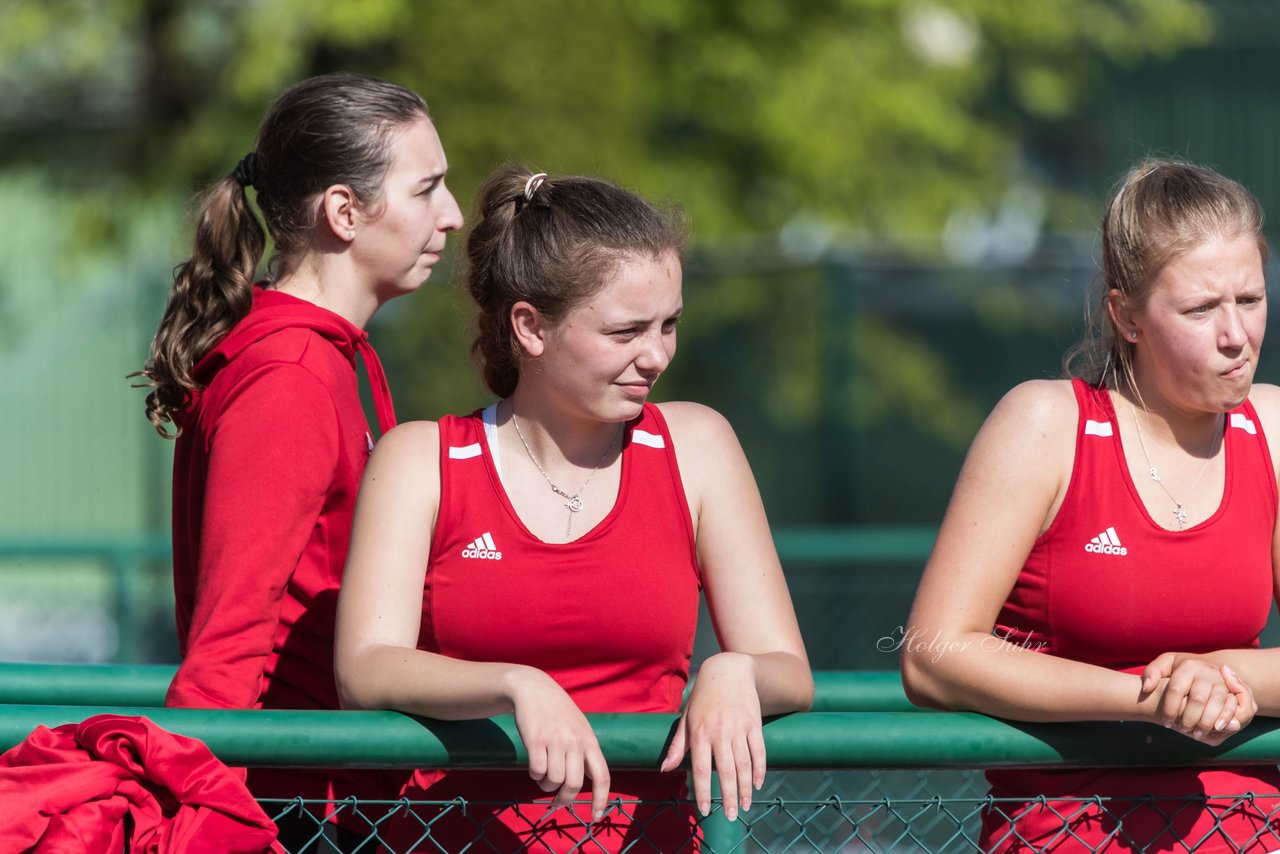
{"left": 0, "top": 714, "right": 281, "bottom": 853}
{"left": 165, "top": 286, "right": 400, "bottom": 804}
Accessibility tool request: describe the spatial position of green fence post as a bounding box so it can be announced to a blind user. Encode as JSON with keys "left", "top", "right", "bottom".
{"left": 700, "top": 776, "right": 746, "bottom": 853}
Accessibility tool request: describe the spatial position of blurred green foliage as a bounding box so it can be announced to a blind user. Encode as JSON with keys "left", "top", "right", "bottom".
{"left": 1, "top": 0, "right": 1208, "bottom": 233}
{"left": 0, "top": 0, "right": 1218, "bottom": 524}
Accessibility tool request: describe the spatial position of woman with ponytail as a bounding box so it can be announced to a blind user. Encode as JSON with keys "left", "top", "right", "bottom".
{"left": 335, "top": 166, "right": 812, "bottom": 852}
{"left": 902, "top": 159, "right": 1280, "bottom": 851}
{"left": 136, "top": 72, "right": 462, "bottom": 842}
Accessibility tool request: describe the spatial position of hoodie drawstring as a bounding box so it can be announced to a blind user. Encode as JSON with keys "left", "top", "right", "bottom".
{"left": 356, "top": 337, "right": 397, "bottom": 436}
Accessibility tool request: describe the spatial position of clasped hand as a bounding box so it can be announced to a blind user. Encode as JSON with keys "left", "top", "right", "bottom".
{"left": 1141, "top": 653, "right": 1255, "bottom": 746}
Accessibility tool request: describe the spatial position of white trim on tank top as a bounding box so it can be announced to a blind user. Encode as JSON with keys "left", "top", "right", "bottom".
{"left": 482, "top": 402, "right": 502, "bottom": 478}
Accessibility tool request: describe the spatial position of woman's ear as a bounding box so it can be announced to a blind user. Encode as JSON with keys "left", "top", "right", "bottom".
{"left": 1106, "top": 289, "right": 1140, "bottom": 342}
{"left": 321, "top": 184, "right": 358, "bottom": 243}
{"left": 511, "top": 301, "right": 548, "bottom": 358}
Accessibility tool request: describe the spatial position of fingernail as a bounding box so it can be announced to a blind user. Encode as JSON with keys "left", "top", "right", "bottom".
{"left": 755, "top": 778, "right": 764, "bottom": 791}
{"left": 1224, "top": 665, "right": 1238, "bottom": 679}
{"left": 726, "top": 805, "right": 738, "bottom": 822}
{"left": 593, "top": 809, "right": 604, "bottom": 822}
{"left": 699, "top": 801, "right": 709, "bottom": 817}
{"left": 1229, "top": 719, "right": 1242, "bottom": 731}
{"left": 1191, "top": 729, "right": 1203, "bottom": 740}
{"left": 1215, "top": 717, "right": 1228, "bottom": 732}
{"left": 742, "top": 796, "right": 751, "bottom": 812}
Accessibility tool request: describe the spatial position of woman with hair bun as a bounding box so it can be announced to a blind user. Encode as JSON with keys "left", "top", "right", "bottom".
{"left": 902, "top": 159, "right": 1280, "bottom": 852}
{"left": 136, "top": 72, "right": 463, "bottom": 844}
{"left": 336, "top": 165, "right": 812, "bottom": 851}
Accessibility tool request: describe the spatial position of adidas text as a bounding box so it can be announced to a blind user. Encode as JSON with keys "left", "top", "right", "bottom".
{"left": 462, "top": 532, "right": 502, "bottom": 560}
{"left": 1084, "top": 526, "right": 1126, "bottom": 556}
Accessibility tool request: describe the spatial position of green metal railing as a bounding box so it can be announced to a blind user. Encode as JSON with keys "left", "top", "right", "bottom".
{"left": 810, "top": 669, "right": 916, "bottom": 712}
{"left": 5, "top": 706, "right": 1280, "bottom": 770}
{"left": 0, "top": 661, "right": 175, "bottom": 705}
{"left": 0, "top": 664, "right": 916, "bottom": 711}
{"left": 5, "top": 705, "right": 1280, "bottom": 852}
{"left": 0, "top": 670, "right": 912, "bottom": 851}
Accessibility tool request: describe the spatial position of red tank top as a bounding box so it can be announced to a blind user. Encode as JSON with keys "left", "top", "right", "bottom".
{"left": 996, "top": 378, "right": 1276, "bottom": 667}
{"left": 986, "top": 379, "right": 1280, "bottom": 853}
{"left": 421, "top": 401, "right": 701, "bottom": 710}
{"left": 395, "top": 404, "right": 704, "bottom": 852}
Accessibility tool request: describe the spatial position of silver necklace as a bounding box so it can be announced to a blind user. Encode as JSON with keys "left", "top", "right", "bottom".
{"left": 1129, "top": 401, "right": 1220, "bottom": 530}
{"left": 511, "top": 408, "right": 621, "bottom": 537}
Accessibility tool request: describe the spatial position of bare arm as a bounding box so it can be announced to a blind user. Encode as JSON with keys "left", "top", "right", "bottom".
{"left": 337, "top": 422, "right": 493, "bottom": 715}
{"left": 335, "top": 421, "right": 611, "bottom": 817}
{"left": 657, "top": 402, "right": 813, "bottom": 819}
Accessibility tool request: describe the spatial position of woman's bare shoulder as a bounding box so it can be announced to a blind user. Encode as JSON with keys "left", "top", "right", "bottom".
{"left": 974, "top": 379, "right": 1079, "bottom": 449}
{"left": 367, "top": 420, "right": 441, "bottom": 474}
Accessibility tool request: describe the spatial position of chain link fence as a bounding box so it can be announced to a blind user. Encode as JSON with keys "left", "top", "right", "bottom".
{"left": 256, "top": 780, "right": 1280, "bottom": 852}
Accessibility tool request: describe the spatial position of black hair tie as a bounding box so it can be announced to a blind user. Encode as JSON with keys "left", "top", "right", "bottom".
{"left": 233, "top": 152, "right": 258, "bottom": 188}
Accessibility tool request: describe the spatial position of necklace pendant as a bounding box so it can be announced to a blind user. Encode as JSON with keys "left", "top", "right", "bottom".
{"left": 565, "top": 496, "right": 584, "bottom": 513}
{"left": 1148, "top": 467, "right": 1161, "bottom": 483}
{"left": 1173, "top": 505, "right": 1187, "bottom": 530}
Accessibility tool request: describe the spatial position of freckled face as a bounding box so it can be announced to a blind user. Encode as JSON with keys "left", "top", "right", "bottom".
{"left": 534, "top": 251, "right": 683, "bottom": 423}
{"left": 1130, "top": 232, "right": 1266, "bottom": 414}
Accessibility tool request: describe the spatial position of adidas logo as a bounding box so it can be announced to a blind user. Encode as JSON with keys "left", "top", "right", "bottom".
{"left": 461, "top": 532, "right": 503, "bottom": 560}
{"left": 1084, "top": 526, "right": 1127, "bottom": 556}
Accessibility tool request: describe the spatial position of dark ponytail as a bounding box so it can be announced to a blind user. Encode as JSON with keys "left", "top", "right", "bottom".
{"left": 138, "top": 177, "right": 264, "bottom": 435}
{"left": 466, "top": 165, "right": 686, "bottom": 398}
{"left": 136, "top": 73, "right": 430, "bottom": 436}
